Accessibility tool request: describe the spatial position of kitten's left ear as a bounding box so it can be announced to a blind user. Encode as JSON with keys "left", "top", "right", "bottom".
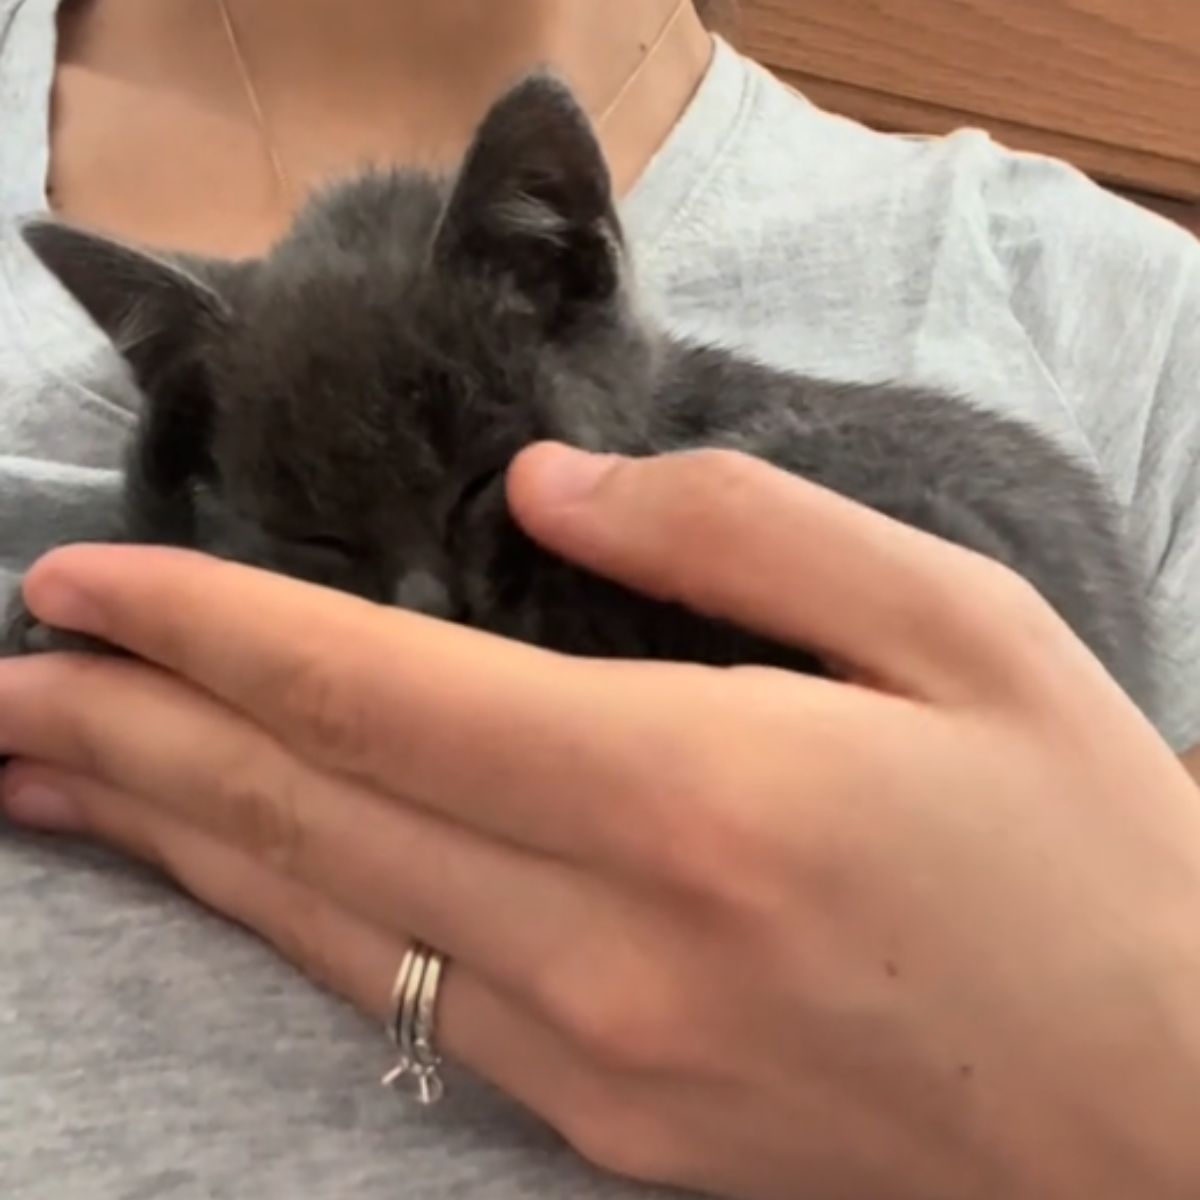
{"left": 20, "top": 220, "right": 231, "bottom": 389}
{"left": 433, "top": 73, "right": 625, "bottom": 330}
{"left": 22, "top": 221, "right": 236, "bottom": 531}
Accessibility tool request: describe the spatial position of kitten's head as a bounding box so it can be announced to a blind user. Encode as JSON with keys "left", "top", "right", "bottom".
{"left": 23, "top": 74, "right": 654, "bottom": 613}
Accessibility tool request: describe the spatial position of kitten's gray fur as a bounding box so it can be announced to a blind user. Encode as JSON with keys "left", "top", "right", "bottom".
{"left": 3, "top": 74, "right": 1153, "bottom": 709}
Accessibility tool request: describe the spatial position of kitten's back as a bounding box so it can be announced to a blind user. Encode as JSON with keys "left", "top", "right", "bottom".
{"left": 639, "top": 343, "right": 1154, "bottom": 706}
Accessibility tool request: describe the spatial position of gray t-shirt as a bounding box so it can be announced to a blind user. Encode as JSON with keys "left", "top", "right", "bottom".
{"left": 2, "top": 2, "right": 1198, "bottom": 1197}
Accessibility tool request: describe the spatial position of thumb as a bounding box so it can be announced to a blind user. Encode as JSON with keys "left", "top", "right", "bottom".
{"left": 506, "top": 441, "right": 1041, "bottom": 699}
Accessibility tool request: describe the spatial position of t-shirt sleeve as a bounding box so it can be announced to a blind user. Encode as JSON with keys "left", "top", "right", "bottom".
{"left": 978, "top": 148, "right": 1200, "bottom": 752}
{"left": 1140, "top": 275, "right": 1200, "bottom": 754}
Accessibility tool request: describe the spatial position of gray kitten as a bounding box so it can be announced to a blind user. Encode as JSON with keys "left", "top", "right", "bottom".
{"left": 4, "top": 74, "right": 1153, "bottom": 708}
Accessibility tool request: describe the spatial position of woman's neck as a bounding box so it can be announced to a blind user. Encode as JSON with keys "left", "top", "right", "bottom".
{"left": 51, "top": 0, "right": 712, "bottom": 256}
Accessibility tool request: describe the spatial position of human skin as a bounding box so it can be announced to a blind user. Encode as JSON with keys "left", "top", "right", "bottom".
{"left": 1, "top": 444, "right": 1199, "bottom": 1200}
{"left": 50, "top": 0, "right": 712, "bottom": 256}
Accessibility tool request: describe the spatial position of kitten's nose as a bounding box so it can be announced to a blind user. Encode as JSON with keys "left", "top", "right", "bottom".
{"left": 391, "top": 568, "right": 455, "bottom": 619}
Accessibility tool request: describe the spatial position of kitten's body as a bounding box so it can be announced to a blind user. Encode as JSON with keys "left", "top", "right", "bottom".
{"left": 5, "top": 76, "right": 1153, "bottom": 708}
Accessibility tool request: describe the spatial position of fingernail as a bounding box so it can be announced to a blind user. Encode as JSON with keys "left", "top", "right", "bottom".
{"left": 3, "top": 784, "right": 82, "bottom": 833}
{"left": 527, "top": 444, "right": 621, "bottom": 504}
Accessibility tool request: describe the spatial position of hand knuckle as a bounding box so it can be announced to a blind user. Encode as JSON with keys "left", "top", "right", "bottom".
{"left": 966, "top": 555, "right": 1066, "bottom": 659}
{"left": 680, "top": 446, "right": 761, "bottom": 488}
{"left": 670, "top": 448, "right": 760, "bottom": 522}
{"left": 646, "top": 449, "right": 768, "bottom": 601}
{"left": 533, "top": 961, "right": 632, "bottom": 1066}
{"left": 972, "top": 552, "right": 1045, "bottom": 617}
{"left": 651, "top": 801, "right": 743, "bottom": 902}
{"left": 276, "top": 652, "right": 374, "bottom": 769}
{"left": 209, "top": 746, "right": 304, "bottom": 874}
{"left": 534, "top": 954, "right": 682, "bottom": 1074}
{"left": 640, "top": 744, "right": 768, "bottom": 902}
{"left": 672, "top": 822, "right": 777, "bottom": 922}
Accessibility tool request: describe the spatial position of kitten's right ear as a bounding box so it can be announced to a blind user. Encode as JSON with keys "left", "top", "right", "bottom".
{"left": 432, "top": 73, "right": 625, "bottom": 331}
{"left": 21, "top": 220, "right": 231, "bottom": 388}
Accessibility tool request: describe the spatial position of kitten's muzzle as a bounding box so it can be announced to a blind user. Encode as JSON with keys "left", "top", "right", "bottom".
{"left": 390, "top": 567, "right": 457, "bottom": 620}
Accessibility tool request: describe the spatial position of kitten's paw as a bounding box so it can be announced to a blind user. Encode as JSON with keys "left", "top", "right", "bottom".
{"left": 0, "top": 595, "right": 121, "bottom": 659}
{"left": 0, "top": 596, "right": 40, "bottom": 658}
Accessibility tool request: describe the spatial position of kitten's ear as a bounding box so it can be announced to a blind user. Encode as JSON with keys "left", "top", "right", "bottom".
{"left": 21, "top": 220, "right": 230, "bottom": 388}
{"left": 23, "top": 221, "right": 232, "bottom": 522}
{"left": 433, "top": 73, "right": 624, "bottom": 329}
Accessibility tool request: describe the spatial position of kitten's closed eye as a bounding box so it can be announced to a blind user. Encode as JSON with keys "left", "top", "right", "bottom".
{"left": 204, "top": 518, "right": 377, "bottom": 597}
{"left": 287, "top": 532, "right": 362, "bottom": 560}
{"left": 266, "top": 531, "right": 365, "bottom": 582}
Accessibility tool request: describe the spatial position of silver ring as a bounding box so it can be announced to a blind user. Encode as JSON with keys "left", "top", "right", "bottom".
{"left": 381, "top": 942, "right": 447, "bottom": 1106}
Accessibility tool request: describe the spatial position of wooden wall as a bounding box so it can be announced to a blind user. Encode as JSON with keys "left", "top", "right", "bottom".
{"left": 736, "top": 0, "right": 1199, "bottom": 234}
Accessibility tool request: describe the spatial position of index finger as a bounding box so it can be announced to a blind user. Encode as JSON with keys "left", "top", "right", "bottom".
{"left": 20, "top": 545, "right": 794, "bottom": 860}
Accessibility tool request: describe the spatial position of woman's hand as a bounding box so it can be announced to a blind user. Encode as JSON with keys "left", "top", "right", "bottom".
{"left": 2, "top": 445, "right": 1199, "bottom": 1200}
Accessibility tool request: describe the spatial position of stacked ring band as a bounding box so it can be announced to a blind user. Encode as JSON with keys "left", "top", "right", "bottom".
{"left": 381, "top": 942, "right": 447, "bottom": 1105}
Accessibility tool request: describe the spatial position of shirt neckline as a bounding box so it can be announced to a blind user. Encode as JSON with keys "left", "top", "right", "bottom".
{"left": 622, "top": 35, "right": 757, "bottom": 252}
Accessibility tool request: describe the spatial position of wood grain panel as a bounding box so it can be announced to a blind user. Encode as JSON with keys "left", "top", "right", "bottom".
{"left": 740, "top": 0, "right": 1200, "bottom": 201}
